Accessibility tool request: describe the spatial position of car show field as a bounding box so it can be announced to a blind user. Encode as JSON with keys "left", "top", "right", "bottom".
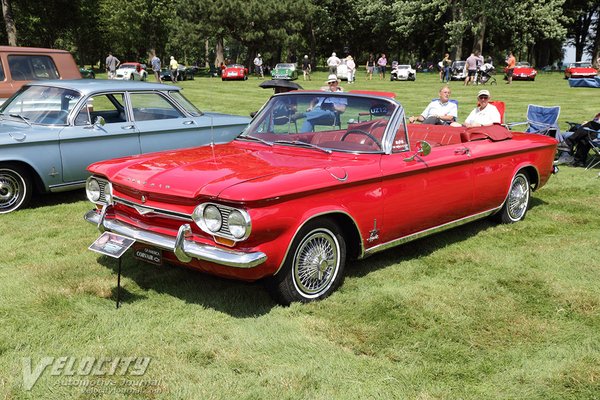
{"left": 1, "top": 71, "right": 599, "bottom": 399}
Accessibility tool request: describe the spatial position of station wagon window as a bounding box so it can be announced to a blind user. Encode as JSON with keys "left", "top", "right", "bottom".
{"left": 129, "top": 93, "right": 184, "bottom": 121}
{"left": 74, "top": 93, "right": 127, "bottom": 126}
{"left": 7, "top": 55, "right": 60, "bottom": 81}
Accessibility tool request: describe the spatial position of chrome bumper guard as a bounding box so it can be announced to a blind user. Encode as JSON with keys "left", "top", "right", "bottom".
{"left": 84, "top": 209, "right": 267, "bottom": 268}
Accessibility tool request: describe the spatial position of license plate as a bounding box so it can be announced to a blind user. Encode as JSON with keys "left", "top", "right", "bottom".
{"left": 133, "top": 244, "right": 163, "bottom": 266}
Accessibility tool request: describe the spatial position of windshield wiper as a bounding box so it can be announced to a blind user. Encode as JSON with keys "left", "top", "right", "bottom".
{"left": 237, "top": 135, "right": 273, "bottom": 146}
{"left": 274, "top": 140, "right": 332, "bottom": 154}
{"left": 9, "top": 114, "right": 31, "bottom": 127}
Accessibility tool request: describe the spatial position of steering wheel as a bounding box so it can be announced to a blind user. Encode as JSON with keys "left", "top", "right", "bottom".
{"left": 341, "top": 129, "right": 382, "bottom": 149}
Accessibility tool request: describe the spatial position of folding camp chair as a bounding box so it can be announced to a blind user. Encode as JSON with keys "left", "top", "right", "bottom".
{"left": 508, "top": 104, "right": 560, "bottom": 139}
{"left": 584, "top": 126, "right": 600, "bottom": 170}
{"left": 490, "top": 101, "right": 505, "bottom": 124}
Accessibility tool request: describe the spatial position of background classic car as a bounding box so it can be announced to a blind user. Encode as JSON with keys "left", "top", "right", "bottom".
{"left": 271, "top": 63, "right": 298, "bottom": 80}
{"left": 0, "top": 80, "right": 250, "bottom": 213}
{"left": 510, "top": 61, "right": 537, "bottom": 81}
{"left": 221, "top": 64, "right": 248, "bottom": 81}
{"left": 450, "top": 60, "right": 467, "bottom": 80}
{"left": 160, "top": 64, "right": 196, "bottom": 81}
{"left": 564, "top": 61, "right": 598, "bottom": 79}
{"left": 84, "top": 91, "right": 557, "bottom": 304}
{"left": 390, "top": 64, "right": 416, "bottom": 81}
{"left": 114, "top": 62, "right": 148, "bottom": 80}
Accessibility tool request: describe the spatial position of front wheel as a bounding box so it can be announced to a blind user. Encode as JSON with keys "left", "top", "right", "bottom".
{"left": 267, "top": 218, "right": 346, "bottom": 305}
{"left": 497, "top": 172, "right": 530, "bottom": 223}
{"left": 0, "top": 164, "right": 32, "bottom": 214}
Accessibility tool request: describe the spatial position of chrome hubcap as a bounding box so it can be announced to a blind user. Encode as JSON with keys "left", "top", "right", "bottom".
{"left": 0, "top": 173, "right": 21, "bottom": 211}
{"left": 508, "top": 175, "right": 529, "bottom": 220}
{"left": 293, "top": 230, "right": 339, "bottom": 297}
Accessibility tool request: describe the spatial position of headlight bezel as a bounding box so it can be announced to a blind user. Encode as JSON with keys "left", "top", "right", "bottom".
{"left": 86, "top": 176, "right": 113, "bottom": 205}
{"left": 192, "top": 203, "right": 251, "bottom": 242}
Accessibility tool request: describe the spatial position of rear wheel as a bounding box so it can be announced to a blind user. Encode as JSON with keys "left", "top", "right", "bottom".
{"left": 497, "top": 172, "right": 530, "bottom": 223}
{"left": 267, "top": 218, "right": 346, "bottom": 305}
{"left": 0, "top": 164, "right": 32, "bottom": 214}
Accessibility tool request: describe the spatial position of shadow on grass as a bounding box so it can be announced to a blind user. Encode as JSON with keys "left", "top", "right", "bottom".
{"left": 28, "top": 189, "right": 87, "bottom": 210}
{"left": 98, "top": 255, "right": 275, "bottom": 317}
{"left": 94, "top": 199, "right": 548, "bottom": 314}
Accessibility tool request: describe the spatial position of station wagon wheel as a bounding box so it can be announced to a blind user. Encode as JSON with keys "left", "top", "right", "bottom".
{"left": 498, "top": 172, "right": 530, "bottom": 223}
{"left": 268, "top": 218, "right": 346, "bottom": 305}
{"left": 341, "top": 129, "right": 382, "bottom": 149}
{"left": 0, "top": 164, "right": 32, "bottom": 214}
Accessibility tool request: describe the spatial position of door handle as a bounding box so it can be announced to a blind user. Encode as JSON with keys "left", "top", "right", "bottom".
{"left": 183, "top": 120, "right": 195, "bottom": 125}
{"left": 121, "top": 125, "right": 135, "bottom": 130}
{"left": 454, "top": 147, "right": 471, "bottom": 157}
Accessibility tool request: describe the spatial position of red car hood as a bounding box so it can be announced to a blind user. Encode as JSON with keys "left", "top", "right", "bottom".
{"left": 88, "top": 140, "right": 377, "bottom": 203}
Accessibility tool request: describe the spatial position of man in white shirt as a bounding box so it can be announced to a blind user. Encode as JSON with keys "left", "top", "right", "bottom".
{"left": 253, "top": 54, "right": 263, "bottom": 78}
{"left": 327, "top": 52, "right": 341, "bottom": 74}
{"left": 408, "top": 86, "right": 457, "bottom": 125}
{"left": 462, "top": 89, "right": 501, "bottom": 127}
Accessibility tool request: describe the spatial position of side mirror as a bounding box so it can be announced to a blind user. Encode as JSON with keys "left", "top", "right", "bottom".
{"left": 403, "top": 140, "right": 432, "bottom": 162}
{"left": 93, "top": 116, "right": 106, "bottom": 127}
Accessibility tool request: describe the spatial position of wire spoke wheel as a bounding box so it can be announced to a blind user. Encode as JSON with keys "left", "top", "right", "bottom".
{"left": 293, "top": 230, "right": 339, "bottom": 296}
{"left": 498, "top": 172, "right": 530, "bottom": 223}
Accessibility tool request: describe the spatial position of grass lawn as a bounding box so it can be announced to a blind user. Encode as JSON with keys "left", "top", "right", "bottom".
{"left": 1, "top": 71, "right": 599, "bottom": 399}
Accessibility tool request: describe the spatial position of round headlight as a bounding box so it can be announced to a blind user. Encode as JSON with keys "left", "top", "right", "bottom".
{"left": 227, "top": 210, "right": 248, "bottom": 239}
{"left": 86, "top": 179, "right": 101, "bottom": 202}
{"left": 203, "top": 205, "right": 222, "bottom": 232}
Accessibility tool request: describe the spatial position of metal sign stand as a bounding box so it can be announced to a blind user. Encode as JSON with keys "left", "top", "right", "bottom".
{"left": 116, "top": 257, "right": 123, "bottom": 309}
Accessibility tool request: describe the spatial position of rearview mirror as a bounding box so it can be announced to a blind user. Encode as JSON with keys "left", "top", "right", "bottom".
{"left": 403, "top": 140, "right": 432, "bottom": 162}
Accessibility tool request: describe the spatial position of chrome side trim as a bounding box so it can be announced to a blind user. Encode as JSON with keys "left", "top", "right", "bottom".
{"left": 48, "top": 181, "right": 86, "bottom": 192}
{"left": 363, "top": 207, "right": 501, "bottom": 257}
{"left": 84, "top": 209, "right": 267, "bottom": 268}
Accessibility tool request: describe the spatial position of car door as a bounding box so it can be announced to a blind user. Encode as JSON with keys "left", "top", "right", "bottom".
{"left": 378, "top": 129, "right": 474, "bottom": 243}
{"left": 58, "top": 92, "right": 141, "bottom": 183}
{"left": 130, "top": 92, "right": 211, "bottom": 153}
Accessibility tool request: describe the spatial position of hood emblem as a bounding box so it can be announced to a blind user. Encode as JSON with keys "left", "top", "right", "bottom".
{"left": 134, "top": 205, "right": 153, "bottom": 215}
{"left": 141, "top": 195, "right": 147, "bottom": 203}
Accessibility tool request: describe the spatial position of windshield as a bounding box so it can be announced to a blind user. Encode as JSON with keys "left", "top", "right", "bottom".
{"left": 517, "top": 62, "right": 530, "bottom": 67}
{"left": 276, "top": 64, "right": 295, "bottom": 69}
{"left": 240, "top": 92, "right": 400, "bottom": 153}
{"left": 169, "top": 91, "right": 202, "bottom": 117}
{"left": 120, "top": 64, "right": 136, "bottom": 69}
{"left": 573, "top": 62, "right": 592, "bottom": 68}
{"left": 0, "top": 85, "right": 81, "bottom": 125}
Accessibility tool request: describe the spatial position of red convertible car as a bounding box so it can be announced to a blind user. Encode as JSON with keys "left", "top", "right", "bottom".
{"left": 564, "top": 61, "right": 598, "bottom": 79}
{"left": 84, "top": 91, "right": 558, "bottom": 304}
{"left": 511, "top": 61, "right": 537, "bottom": 81}
{"left": 222, "top": 64, "right": 248, "bottom": 81}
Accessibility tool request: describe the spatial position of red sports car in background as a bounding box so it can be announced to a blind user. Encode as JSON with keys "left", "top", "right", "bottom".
{"left": 564, "top": 61, "right": 598, "bottom": 79}
{"left": 511, "top": 61, "right": 537, "bottom": 81}
{"left": 84, "top": 91, "right": 558, "bottom": 304}
{"left": 222, "top": 64, "right": 248, "bottom": 81}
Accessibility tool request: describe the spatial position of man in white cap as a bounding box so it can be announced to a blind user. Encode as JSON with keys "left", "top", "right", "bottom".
{"left": 297, "top": 74, "right": 346, "bottom": 132}
{"left": 327, "top": 52, "right": 341, "bottom": 75}
{"left": 460, "top": 89, "right": 501, "bottom": 127}
{"left": 253, "top": 53, "right": 263, "bottom": 78}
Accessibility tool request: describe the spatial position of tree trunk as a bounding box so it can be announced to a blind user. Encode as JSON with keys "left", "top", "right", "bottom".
{"left": 451, "top": 1, "right": 463, "bottom": 60}
{"left": 215, "top": 36, "right": 224, "bottom": 67}
{"left": 1, "top": 0, "right": 17, "bottom": 46}
{"left": 205, "top": 39, "right": 209, "bottom": 68}
{"left": 473, "top": 15, "right": 486, "bottom": 54}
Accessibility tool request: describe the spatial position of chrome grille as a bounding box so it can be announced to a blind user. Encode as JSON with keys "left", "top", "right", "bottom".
{"left": 218, "top": 207, "right": 232, "bottom": 236}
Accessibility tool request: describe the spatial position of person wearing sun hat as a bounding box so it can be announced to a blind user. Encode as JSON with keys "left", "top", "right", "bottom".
{"left": 322, "top": 74, "right": 344, "bottom": 92}
{"left": 297, "top": 74, "right": 347, "bottom": 132}
{"left": 460, "top": 89, "right": 501, "bottom": 127}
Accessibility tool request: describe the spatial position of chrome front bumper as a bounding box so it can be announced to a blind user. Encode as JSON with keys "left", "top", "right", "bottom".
{"left": 84, "top": 209, "right": 267, "bottom": 268}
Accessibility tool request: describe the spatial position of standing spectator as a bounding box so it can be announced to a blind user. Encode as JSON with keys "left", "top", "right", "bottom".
{"left": 464, "top": 51, "right": 478, "bottom": 85}
{"left": 302, "top": 55, "right": 311, "bottom": 81}
{"left": 366, "top": 54, "right": 375, "bottom": 80}
{"left": 150, "top": 51, "right": 161, "bottom": 83}
{"left": 505, "top": 51, "right": 516, "bottom": 84}
{"left": 105, "top": 52, "right": 120, "bottom": 79}
{"left": 327, "top": 52, "right": 341, "bottom": 74}
{"left": 253, "top": 53, "right": 264, "bottom": 78}
{"left": 442, "top": 53, "right": 452, "bottom": 82}
{"left": 346, "top": 55, "right": 356, "bottom": 84}
{"left": 377, "top": 53, "right": 387, "bottom": 79}
{"left": 169, "top": 56, "right": 179, "bottom": 82}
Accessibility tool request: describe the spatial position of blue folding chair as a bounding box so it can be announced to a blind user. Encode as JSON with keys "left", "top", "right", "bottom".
{"left": 508, "top": 104, "right": 561, "bottom": 139}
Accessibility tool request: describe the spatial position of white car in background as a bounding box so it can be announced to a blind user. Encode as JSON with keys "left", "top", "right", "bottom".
{"left": 114, "top": 62, "right": 148, "bottom": 81}
{"left": 390, "top": 64, "right": 416, "bottom": 81}
{"left": 336, "top": 59, "right": 349, "bottom": 81}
